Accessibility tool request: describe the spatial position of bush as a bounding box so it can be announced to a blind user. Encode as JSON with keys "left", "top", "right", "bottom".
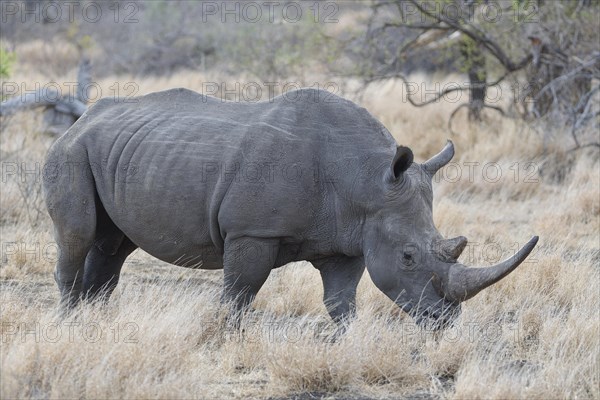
{"left": 0, "top": 47, "right": 16, "bottom": 78}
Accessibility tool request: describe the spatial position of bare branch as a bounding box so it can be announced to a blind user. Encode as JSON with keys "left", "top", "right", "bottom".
{"left": 0, "top": 58, "right": 91, "bottom": 136}
{"left": 567, "top": 142, "right": 600, "bottom": 152}
{"left": 0, "top": 90, "right": 87, "bottom": 118}
{"left": 0, "top": 88, "right": 61, "bottom": 116}
{"left": 448, "top": 104, "right": 470, "bottom": 136}
{"left": 381, "top": 21, "right": 453, "bottom": 31}
{"left": 364, "top": 69, "right": 512, "bottom": 109}
{"left": 533, "top": 55, "right": 600, "bottom": 104}
{"left": 76, "top": 58, "right": 92, "bottom": 104}
{"left": 447, "top": 103, "right": 506, "bottom": 136}
{"left": 405, "top": 0, "right": 531, "bottom": 72}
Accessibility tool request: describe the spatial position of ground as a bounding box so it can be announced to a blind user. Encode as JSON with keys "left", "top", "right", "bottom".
{"left": 1, "top": 66, "right": 599, "bottom": 399}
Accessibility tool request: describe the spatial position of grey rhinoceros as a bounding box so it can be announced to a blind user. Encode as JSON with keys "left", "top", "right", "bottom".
{"left": 43, "top": 88, "right": 538, "bottom": 327}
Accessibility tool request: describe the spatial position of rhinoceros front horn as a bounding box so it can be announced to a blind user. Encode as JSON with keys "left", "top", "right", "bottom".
{"left": 440, "top": 236, "right": 539, "bottom": 303}
{"left": 423, "top": 140, "right": 455, "bottom": 177}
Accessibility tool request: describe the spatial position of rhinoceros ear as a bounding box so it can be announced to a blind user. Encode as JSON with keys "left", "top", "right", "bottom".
{"left": 391, "top": 146, "right": 414, "bottom": 179}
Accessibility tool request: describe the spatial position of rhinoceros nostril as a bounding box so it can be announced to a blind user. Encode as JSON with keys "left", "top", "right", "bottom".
{"left": 420, "top": 310, "right": 442, "bottom": 321}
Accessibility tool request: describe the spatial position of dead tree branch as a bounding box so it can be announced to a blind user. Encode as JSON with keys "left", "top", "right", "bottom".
{"left": 405, "top": 0, "right": 532, "bottom": 72}
{"left": 0, "top": 58, "right": 91, "bottom": 136}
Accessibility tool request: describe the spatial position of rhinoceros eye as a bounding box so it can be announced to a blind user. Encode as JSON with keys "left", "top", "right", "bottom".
{"left": 402, "top": 252, "right": 415, "bottom": 266}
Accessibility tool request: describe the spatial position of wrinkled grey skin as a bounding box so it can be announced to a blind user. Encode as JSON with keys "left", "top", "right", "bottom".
{"left": 44, "top": 88, "right": 537, "bottom": 328}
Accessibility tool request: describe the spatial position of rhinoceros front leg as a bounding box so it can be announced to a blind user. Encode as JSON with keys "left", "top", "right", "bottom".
{"left": 222, "top": 237, "right": 277, "bottom": 318}
{"left": 313, "top": 256, "right": 365, "bottom": 324}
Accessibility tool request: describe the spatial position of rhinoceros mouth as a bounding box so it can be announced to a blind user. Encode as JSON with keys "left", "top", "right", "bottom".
{"left": 411, "top": 304, "right": 461, "bottom": 329}
{"left": 397, "top": 297, "right": 460, "bottom": 329}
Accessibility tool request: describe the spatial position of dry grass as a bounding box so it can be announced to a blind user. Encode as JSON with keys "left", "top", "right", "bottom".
{"left": 1, "top": 59, "right": 599, "bottom": 399}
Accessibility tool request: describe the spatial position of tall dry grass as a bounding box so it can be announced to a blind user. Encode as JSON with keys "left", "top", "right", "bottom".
{"left": 1, "top": 58, "right": 599, "bottom": 399}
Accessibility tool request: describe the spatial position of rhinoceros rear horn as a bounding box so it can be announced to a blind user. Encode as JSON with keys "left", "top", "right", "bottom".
{"left": 423, "top": 140, "right": 454, "bottom": 177}
{"left": 391, "top": 146, "right": 414, "bottom": 179}
{"left": 439, "top": 236, "right": 468, "bottom": 261}
{"left": 441, "top": 236, "right": 539, "bottom": 302}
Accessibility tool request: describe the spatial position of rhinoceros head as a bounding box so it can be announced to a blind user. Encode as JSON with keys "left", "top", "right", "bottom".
{"left": 363, "top": 141, "right": 538, "bottom": 329}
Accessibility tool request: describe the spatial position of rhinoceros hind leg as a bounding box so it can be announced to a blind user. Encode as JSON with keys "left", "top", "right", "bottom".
{"left": 314, "top": 256, "right": 365, "bottom": 324}
{"left": 83, "top": 236, "right": 138, "bottom": 302}
{"left": 46, "top": 166, "right": 97, "bottom": 310}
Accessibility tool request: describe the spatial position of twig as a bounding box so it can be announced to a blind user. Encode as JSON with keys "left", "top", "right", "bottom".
{"left": 448, "top": 104, "right": 469, "bottom": 136}
{"left": 533, "top": 56, "right": 600, "bottom": 104}
{"left": 448, "top": 103, "right": 506, "bottom": 136}
{"left": 405, "top": 0, "right": 531, "bottom": 72}
{"left": 567, "top": 142, "right": 600, "bottom": 152}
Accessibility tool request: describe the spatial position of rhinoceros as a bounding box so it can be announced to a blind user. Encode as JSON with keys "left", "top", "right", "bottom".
{"left": 43, "top": 88, "right": 538, "bottom": 327}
